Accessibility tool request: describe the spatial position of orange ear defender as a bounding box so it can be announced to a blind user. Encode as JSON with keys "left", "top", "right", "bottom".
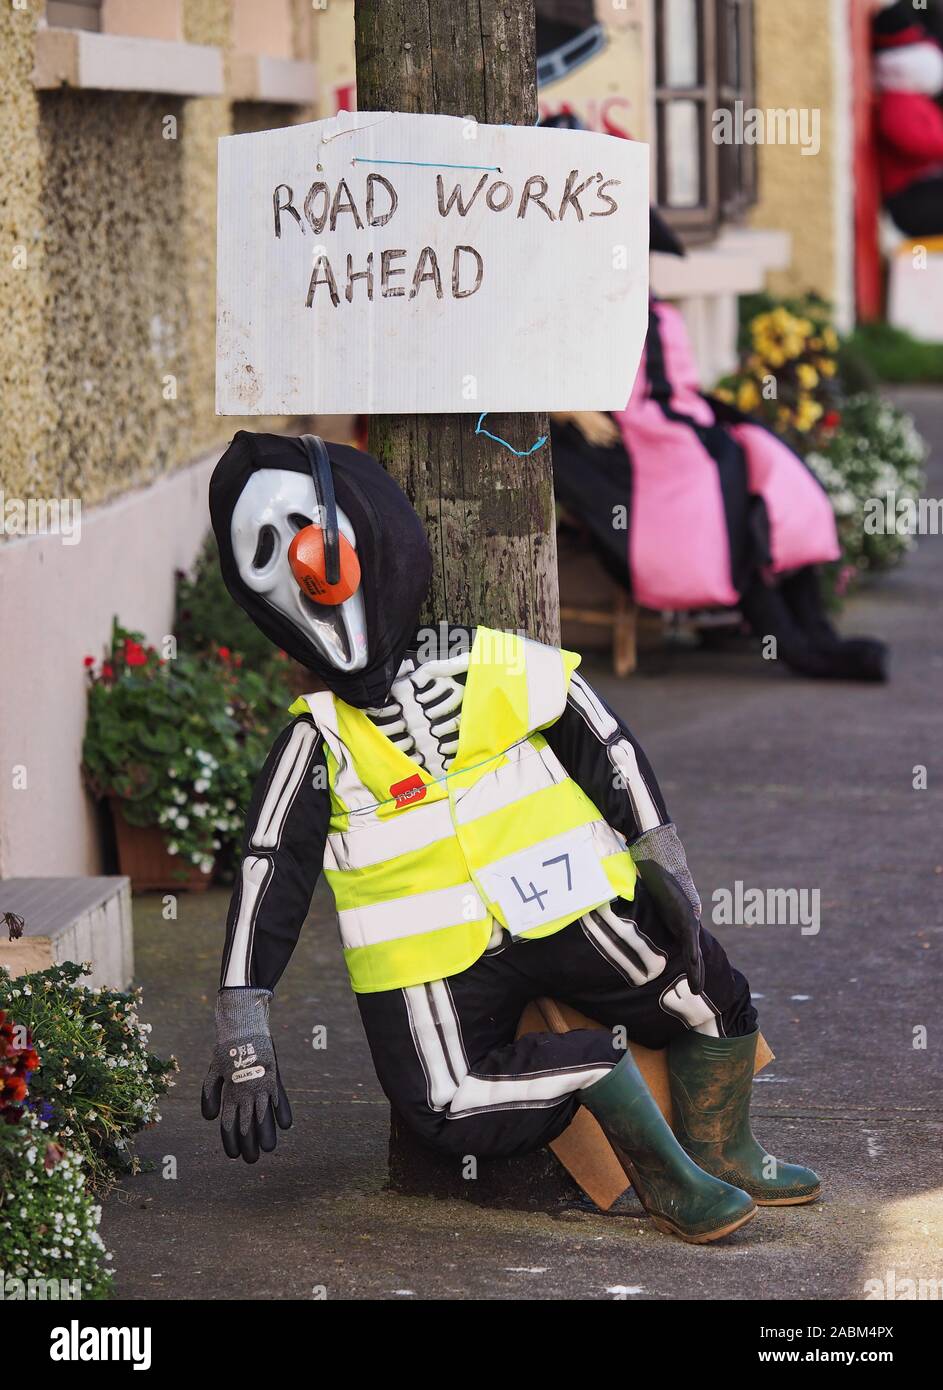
{"left": 288, "top": 525, "right": 361, "bottom": 605}
{"left": 288, "top": 434, "right": 362, "bottom": 606}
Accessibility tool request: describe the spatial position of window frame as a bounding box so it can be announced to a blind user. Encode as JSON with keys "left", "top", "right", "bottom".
{"left": 653, "top": 0, "right": 757, "bottom": 243}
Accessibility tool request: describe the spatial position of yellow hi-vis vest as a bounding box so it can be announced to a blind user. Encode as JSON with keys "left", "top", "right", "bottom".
{"left": 289, "top": 627, "right": 637, "bottom": 993}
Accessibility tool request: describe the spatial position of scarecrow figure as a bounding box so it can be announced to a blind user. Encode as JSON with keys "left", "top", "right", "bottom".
{"left": 874, "top": 0, "right": 943, "bottom": 238}
{"left": 201, "top": 431, "right": 820, "bottom": 1243}
{"left": 551, "top": 209, "right": 888, "bottom": 683}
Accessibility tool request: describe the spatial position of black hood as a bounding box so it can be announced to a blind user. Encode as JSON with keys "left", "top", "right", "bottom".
{"left": 209, "top": 431, "right": 433, "bottom": 708}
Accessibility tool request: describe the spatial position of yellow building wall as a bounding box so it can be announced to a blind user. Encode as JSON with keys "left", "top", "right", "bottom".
{"left": 749, "top": 0, "right": 839, "bottom": 304}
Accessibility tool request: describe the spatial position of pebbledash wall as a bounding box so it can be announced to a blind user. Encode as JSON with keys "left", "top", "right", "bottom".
{"left": 0, "top": 0, "right": 320, "bottom": 877}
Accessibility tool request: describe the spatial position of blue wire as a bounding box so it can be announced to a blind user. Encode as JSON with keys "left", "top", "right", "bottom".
{"left": 351, "top": 157, "right": 501, "bottom": 172}
{"left": 475, "top": 413, "right": 549, "bottom": 457}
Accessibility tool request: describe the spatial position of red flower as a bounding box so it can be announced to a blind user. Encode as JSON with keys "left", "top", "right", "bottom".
{"left": 123, "top": 639, "right": 148, "bottom": 667}
{"left": 0, "top": 1014, "right": 38, "bottom": 1120}
{"left": 2, "top": 1076, "right": 27, "bottom": 1104}
{"left": 823, "top": 410, "right": 841, "bottom": 430}
{"left": 101, "top": 662, "right": 114, "bottom": 680}
{"left": 83, "top": 655, "right": 95, "bottom": 668}
{"left": 218, "top": 646, "right": 231, "bottom": 663}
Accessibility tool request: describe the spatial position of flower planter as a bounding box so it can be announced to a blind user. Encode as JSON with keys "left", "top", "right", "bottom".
{"left": 110, "top": 801, "right": 212, "bottom": 893}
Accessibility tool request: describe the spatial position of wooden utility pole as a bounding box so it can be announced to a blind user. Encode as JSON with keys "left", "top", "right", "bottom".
{"left": 356, "top": 0, "right": 576, "bottom": 1207}
{"left": 354, "top": 0, "right": 559, "bottom": 645}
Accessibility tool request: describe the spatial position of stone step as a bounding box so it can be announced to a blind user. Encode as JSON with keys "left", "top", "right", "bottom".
{"left": 0, "top": 876, "right": 133, "bottom": 990}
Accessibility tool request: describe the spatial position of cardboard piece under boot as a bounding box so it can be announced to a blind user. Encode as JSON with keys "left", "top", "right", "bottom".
{"left": 516, "top": 998, "right": 774, "bottom": 1211}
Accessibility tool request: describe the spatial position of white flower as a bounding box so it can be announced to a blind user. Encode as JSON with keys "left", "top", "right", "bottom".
{"left": 194, "top": 779, "right": 209, "bottom": 794}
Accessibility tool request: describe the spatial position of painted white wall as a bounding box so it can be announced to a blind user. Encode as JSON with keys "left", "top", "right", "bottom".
{"left": 0, "top": 449, "right": 220, "bottom": 878}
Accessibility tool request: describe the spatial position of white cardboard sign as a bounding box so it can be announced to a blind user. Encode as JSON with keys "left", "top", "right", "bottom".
{"left": 216, "top": 110, "right": 649, "bottom": 416}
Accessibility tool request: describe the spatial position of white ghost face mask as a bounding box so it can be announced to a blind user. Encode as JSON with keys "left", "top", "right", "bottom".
{"left": 230, "top": 468, "right": 368, "bottom": 673}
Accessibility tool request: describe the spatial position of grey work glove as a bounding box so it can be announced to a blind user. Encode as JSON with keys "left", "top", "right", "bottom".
{"left": 201, "top": 987, "right": 292, "bottom": 1164}
{"left": 630, "top": 824, "right": 705, "bottom": 997}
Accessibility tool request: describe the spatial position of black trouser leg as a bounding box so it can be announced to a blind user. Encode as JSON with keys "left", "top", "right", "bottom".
{"left": 356, "top": 883, "right": 756, "bottom": 1160}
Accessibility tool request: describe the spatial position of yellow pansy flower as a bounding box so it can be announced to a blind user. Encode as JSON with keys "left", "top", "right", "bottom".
{"left": 737, "top": 380, "right": 761, "bottom": 412}
{"left": 794, "top": 398, "right": 824, "bottom": 432}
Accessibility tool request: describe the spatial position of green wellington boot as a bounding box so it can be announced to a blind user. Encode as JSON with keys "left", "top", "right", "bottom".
{"left": 581, "top": 1051, "right": 756, "bottom": 1243}
{"left": 668, "top": 1030, "right": 821, "bottom": 1206}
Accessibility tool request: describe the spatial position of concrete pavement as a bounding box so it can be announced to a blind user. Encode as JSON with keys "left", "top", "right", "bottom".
{"left": 101, "top": 388, "right": 943, "bottom": 1300}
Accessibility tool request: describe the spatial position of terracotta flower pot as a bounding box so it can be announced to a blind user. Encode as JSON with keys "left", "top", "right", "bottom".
{"left": 110, "top": 801, "right": 213, "bottom": 893}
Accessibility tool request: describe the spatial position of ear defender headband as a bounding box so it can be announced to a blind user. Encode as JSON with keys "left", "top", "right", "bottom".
{"left": 287, "top": 435, "right": 362, "bottom": 605}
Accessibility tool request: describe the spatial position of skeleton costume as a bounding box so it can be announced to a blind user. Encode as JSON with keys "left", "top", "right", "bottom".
{"left": 202, "top": 432, "right": 820, "bottom": 1242}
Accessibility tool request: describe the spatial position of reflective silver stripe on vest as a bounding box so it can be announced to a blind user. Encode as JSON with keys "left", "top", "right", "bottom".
{"left": 338, "top": 881, "right": 486, "bottom": 951}
{"left": 326, "top": 740, "right": 572, "bottom": 870}
{"left": 451, "top": 739, "right": 567, "bottom": 827}
{"left": 522, "top": 637, "right": 568, "bottom": 731}
{"left": 328, "top": 797, "right": 454, "bottom": 871}
{"left": 337, "top": 819, "right": 624, "bottom": 952}
{"left": 302, "top": 690, "right": 378, "bottom": 815}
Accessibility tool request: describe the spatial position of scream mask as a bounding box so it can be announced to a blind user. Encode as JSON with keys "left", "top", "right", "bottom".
{"left": 210, "top": 431, "right": 433, "bottom": 708}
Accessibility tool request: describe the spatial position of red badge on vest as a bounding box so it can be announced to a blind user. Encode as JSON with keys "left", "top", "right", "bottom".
{"left": 390, "top": 773, "right": 426, "bottom": 809}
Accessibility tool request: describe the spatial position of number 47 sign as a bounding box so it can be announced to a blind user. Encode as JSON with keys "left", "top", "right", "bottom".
{"left": 478, "top": 828, "right": 614, "bottom": 936}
